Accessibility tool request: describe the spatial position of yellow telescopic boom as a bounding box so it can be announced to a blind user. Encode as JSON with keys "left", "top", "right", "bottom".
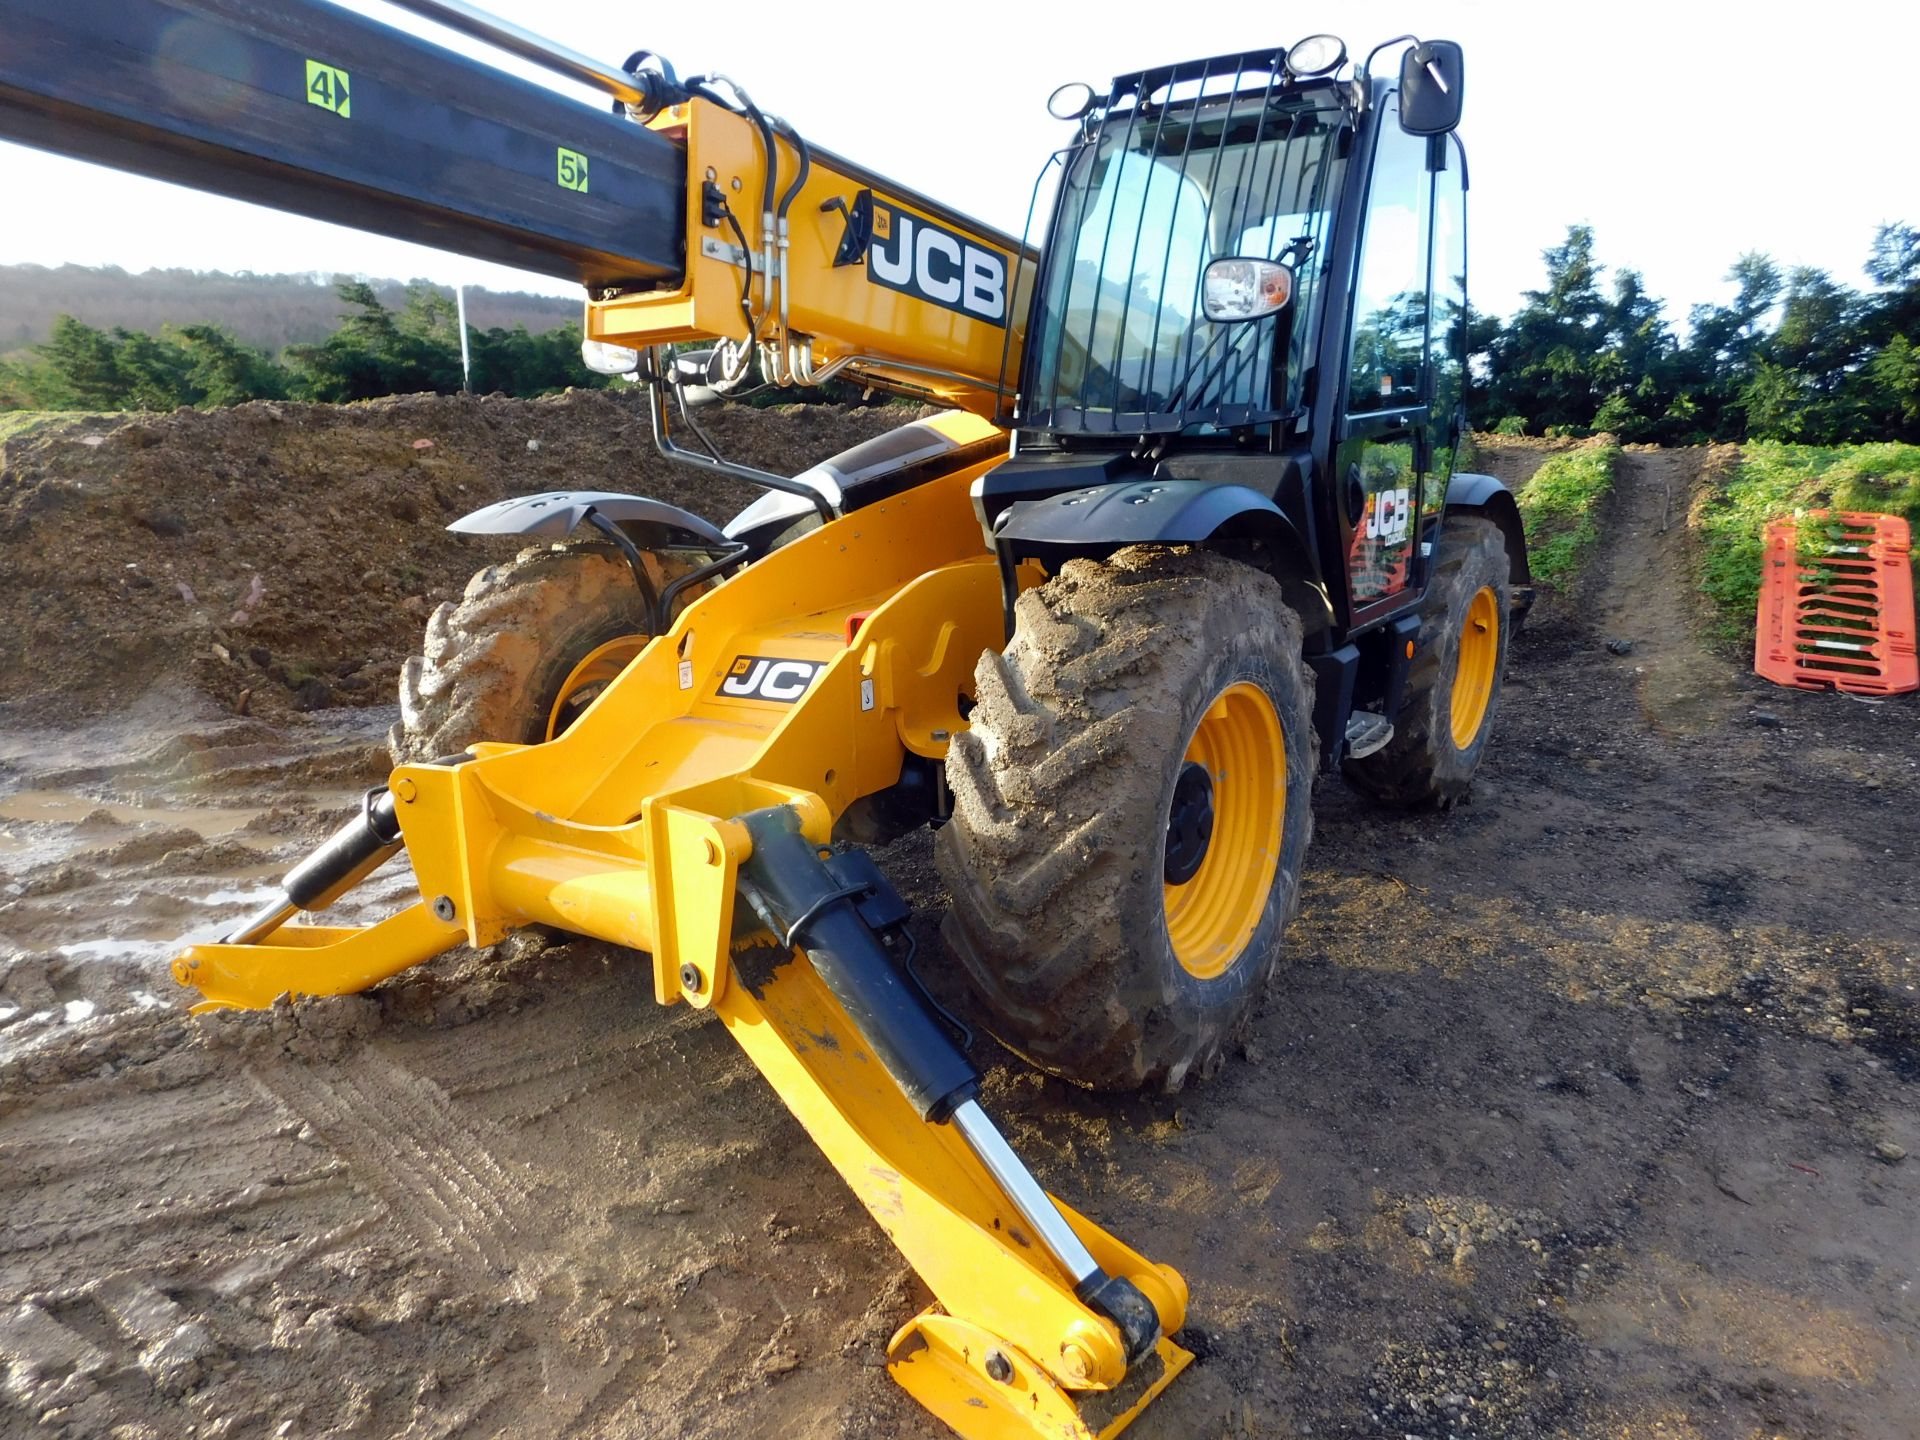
{"left": 591, "top": 95, "right": 1033, "bottom": 419}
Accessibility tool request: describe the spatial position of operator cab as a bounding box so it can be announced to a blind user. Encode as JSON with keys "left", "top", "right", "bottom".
{"left": 978, "top": 37, "right": 1476, "bottom": 648}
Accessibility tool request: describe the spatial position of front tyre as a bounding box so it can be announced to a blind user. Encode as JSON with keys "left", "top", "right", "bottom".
{"left": 937, "top": 547, "right": 1317, "bottom": 1092}
{"left": 389, "top": 541, "right": 700, "bottom": 763}
{"left": 1342, "top": 515, "right": 1512, "bottom": 808}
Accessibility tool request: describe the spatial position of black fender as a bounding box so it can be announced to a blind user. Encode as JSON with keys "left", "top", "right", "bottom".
{"left": 1443, "top": 472, "right": 1532, "bottom": 600}
{"left": 722, "top": 418, "right": 1008, "bottom": 554}
{"left": 995, "top": 479, "right": 1335, "bottom": 636}
{"left": 447, "top": 490, "right": 732, "bottom": 550}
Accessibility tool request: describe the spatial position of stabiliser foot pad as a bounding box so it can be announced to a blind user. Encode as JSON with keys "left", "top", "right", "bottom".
{"left": 888, "top": 1308, "right": 1193, "bottom": 1440}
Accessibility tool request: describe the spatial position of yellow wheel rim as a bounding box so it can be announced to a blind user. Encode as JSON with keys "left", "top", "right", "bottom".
{"left": 1451, "top": 586, "right": 1499, "bottom": 749}
{"left": 1163, "top": 681, "right": 1286, "bottom": 980}
{"left": 546, "top": 634, "right": 648, "bottom": 740}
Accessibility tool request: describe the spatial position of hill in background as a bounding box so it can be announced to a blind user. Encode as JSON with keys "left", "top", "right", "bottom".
{"left": 0, "top": 264, "right": 578, "bottom": 356}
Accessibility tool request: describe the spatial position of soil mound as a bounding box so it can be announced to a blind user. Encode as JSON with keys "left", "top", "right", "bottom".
{"left": 0, "top": 391, "right": 926, "bottom": 723}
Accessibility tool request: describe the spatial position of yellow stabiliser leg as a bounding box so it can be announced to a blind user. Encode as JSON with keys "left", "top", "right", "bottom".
{"left": 710, "top": 803, "right": 1190, "bottom": 1440}
{"left": 715, "top": 941, "right": 1191, "bottom": 1439}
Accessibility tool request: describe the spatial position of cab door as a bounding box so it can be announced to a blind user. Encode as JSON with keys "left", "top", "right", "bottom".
{"left": 1334, "top": 95, "right": 1435, "bottom": 622}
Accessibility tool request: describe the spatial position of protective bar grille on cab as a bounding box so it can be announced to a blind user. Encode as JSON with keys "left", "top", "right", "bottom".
{"left": 1755, "top": 510, "right": 1917, "bottom": 696}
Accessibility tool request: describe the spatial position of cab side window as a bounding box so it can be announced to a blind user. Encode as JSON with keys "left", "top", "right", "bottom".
{"left": 1346, "top": 98, "right": 1432, "bottom": 413}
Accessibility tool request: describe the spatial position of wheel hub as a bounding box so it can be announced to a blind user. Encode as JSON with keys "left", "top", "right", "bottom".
{"left": 1163, "top": 761, "right": 1215, "bottom": 885}
{"left": 1450, "top": 586, "right": 1500, "bottom": 749}
{"left": 546, "top": 634, "right": 649, "bottom": 739}
{"left": 1162, "top": 682, "right": 1286, "bottom": 981}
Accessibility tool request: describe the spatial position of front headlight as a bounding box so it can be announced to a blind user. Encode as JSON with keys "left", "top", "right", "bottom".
{"left": 1285, "top": 35, "right": 1347, "bottom": 79}
{"left": 581, "top": 339, "right": 641, "bottom": 375}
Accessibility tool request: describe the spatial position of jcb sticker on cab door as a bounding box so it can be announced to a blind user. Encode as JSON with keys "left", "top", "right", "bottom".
{"left": 717, "top": 655, "right": 825, "bottom": 703}
{"left": 866, "top": 201, "right": 1008, "bottom": 326}
{"left": 1364, "top": 487, "right": 1414, "bottom": 545}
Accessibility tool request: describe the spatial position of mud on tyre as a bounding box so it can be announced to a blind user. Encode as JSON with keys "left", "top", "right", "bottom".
{"left": 937, "top": 546, "right": 1317, "bottom": 1093}
{"left": 390, "top": 541, "right": 700, "bottom": 763}
{"left": 1343, "top": 516, "right": 1511, "bottom": 809}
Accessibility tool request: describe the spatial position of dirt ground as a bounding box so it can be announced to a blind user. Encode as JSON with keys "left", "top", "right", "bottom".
{"left": 0, "top": 390, "right": 922, "bottom": 724}
{"left": 1, "top": 421, "right": 1916, "bottom": 1440}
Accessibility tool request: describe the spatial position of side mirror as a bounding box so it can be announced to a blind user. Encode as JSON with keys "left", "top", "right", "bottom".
{"left": 1398, "top": 40, "right": 1463, "bottom": 135}
{"left": 1201, "top": 258, "right": 1294, "bottom": 323}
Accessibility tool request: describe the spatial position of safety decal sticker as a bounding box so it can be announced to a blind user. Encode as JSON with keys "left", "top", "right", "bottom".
{"left": 717, "top": 655, "right": 826, "bottom": 703}
{"left": 305, "top": 60, "right": 351, "bottom": 118}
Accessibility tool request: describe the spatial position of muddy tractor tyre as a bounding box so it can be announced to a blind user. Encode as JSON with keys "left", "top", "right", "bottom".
{"left": 937, "top": 546, "right": 1317, "bottom": 1093}
{"left": 390, "top": 541, "right": 697, "bottom": 764}
{"left": 1343, "top": 516, "right": 1511, "bottom": 809}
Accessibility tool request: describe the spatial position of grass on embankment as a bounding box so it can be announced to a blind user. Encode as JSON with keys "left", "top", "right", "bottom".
{"left": 0, "top": 411, "right": 82, "bottom": 445}
{"left": 1512, "top": 437, "right": 1621, "bottom": 590}
{"left": 1694, "top": 442, "right": 1920, "bottom": 642}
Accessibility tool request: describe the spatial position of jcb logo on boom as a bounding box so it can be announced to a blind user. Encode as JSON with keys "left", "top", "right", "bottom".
{"left": 717, "top": 655, "right": 825, "bottom": 704}
{"left": 1365, "top": 488, "right": 1414, "bottom": 546}
{"left": 867, "top": 202, "right": 1009, "bottom": 326}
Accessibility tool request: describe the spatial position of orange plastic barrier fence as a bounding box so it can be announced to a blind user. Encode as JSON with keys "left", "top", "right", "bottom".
{"left": 1755, "top": 510, "right": 1917, "bottom": 696}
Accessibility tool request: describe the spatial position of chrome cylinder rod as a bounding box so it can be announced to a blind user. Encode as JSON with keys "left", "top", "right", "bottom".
{"left": 377, "top": 0, "right": 648, "bottom": 106}
{"left": 224, "top": 897, "right": 298, "bottom": 946}
{"left": 949, "top": 1097, "right": 1103, "bottom": 1287}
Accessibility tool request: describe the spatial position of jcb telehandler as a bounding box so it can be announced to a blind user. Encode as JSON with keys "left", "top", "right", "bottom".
{"left": 0, "top": 4, "right": 1529, "bottom": 1434}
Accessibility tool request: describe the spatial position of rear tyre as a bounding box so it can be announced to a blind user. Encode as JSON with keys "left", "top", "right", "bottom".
{"left": 1342, "top": 516, "right": 1511, "bottom": 809}
{"left": 938, "top": 546, "right": 1317, "bottom": 1093}
{"left": 389, "top": 541, "right": 699, "bottom": 763}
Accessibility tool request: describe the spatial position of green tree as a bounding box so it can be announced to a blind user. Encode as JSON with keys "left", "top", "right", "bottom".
{"left": 1484, "top": 225, "right": 1611, "bottom": 434}
{"left": 1864, "top": 222, "right": 1920, "bottom": 341}
{"left": 1672, "top": 252, "right": 1781, "bottom": 440}
{"left": 1861, "top": 335, "right": 1920, "bottom": 437}
{"left": 470, "top": 320, "right": 604, "bottom": 396}
{"left": 287, "top": 281, "right": 464, "bottom": 401}
{"left": 109, "top": 326, "right": 195, "bottom": 410}
{"left": 33, "top": 315, "right": 125, "bottom": 408}
{"left": 1589, "top": 267, "right": 1685, "bottom": 442}
{"left": 174, "top": 324, "right": 289, "bottom": 406}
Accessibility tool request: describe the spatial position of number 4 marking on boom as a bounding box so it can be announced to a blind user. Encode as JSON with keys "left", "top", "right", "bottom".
{"left": 305, "top": 60, "right": 351, "bottom": 118}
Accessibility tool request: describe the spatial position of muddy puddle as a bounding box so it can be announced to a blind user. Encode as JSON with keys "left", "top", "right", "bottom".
{"left": 0, "top": 702, "right": 395, "bottom": 1051}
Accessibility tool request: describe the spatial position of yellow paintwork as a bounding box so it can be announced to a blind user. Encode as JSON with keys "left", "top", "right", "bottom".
{"left": 169, "top": 408, "right": 1191, "bottom": 1436}
{"left": 715, "top": 932, "right": 1189, "bottom": 1400}
{"left": 1451, "top": 585, "right": 1499, "bottom": 748}
{"left": 546, "top": 634, "right": 648, "bottom": 738}
{"left": 890, "top": 1312, "right": 1192, "bottom": 1440}
{"left": 173, "top": 901, "right": 460, "bottom": 1011}
{"left": 584, "top": 99, "right": 1032, "bottom": 420}
{"left": 1163, "top": 681, "right": 1286, "bottom": 979}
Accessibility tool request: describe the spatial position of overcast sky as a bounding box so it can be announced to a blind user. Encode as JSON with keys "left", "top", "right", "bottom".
{"left": 2, "top": 0, "right": 1916, "bottom": 328}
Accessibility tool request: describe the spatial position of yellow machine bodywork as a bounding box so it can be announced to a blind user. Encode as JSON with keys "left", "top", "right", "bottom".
{"left": 174, "top": 409, "right": 1193, "bottom": 1438}
{"left": 180, "top": 411, "right": 1008, "bottom": 1011}
{"left": 171, "top": 92, "right": 1193, "bottom": 1440}
{"left": 588, "top": 98, "right": 1032, "bottom": 420}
